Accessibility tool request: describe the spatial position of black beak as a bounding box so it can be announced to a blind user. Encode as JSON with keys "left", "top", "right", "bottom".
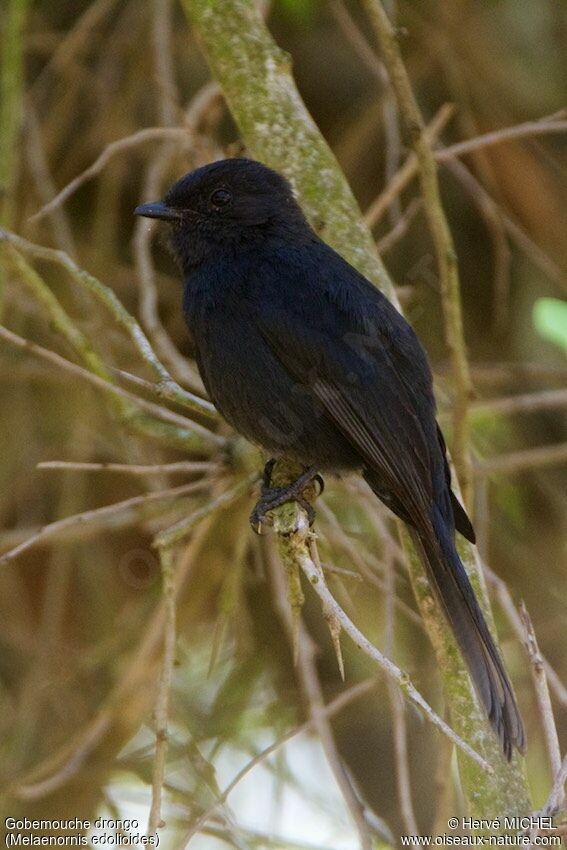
{"left": 134, "top": 201, "right": 183, "bottom": 222}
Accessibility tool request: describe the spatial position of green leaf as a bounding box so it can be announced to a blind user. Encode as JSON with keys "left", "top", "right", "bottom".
{"left": 533, "top": 297, "right": 567, "bottom": 351}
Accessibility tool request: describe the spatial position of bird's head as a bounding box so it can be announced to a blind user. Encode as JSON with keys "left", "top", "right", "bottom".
{"left": 134, "top": 158, "right": 307, "bottom": 270}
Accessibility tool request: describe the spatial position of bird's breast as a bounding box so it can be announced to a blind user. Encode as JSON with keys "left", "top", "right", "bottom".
{"left": 182, "top": 269, "right": 356, "bottom": 467}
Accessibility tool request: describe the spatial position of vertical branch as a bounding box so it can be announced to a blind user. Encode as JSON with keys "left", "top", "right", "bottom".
{"left": 147, "top": 547, "right": 177, "bottom": 836}
{"left": 0, "top": 0, "right": 29, "bottom": 317}
{"left": 152, "top": 0, "right": 179, "bottom": 125}
{"left": 374, "top": 0, "right": 403, "bottom": 227}
{"left": 0, "top": 0, "right": 29, "bottom": 225}
{"left": 360, "top": 0, "right": 473, "bottom": 501}
{"left": 329, "top": 0, "right": 402, "bottom": 225}
{"left": 520, "top": 603, "right": 562, "bottom": 782}
{"left": 133, "top": 151, "right": 204, "bottom": 392}
{"left": 384, "top": 554, "right": 418, "bottom": 834}
{"left": 25, "top": 107, "right": 77, "bottom": 257}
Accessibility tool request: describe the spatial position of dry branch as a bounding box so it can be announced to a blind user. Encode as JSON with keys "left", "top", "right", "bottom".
{"left": 0, "top": 325, "right": 221, "bottom": 447}
{"left": 147, "top": 547, "right": 177, "bottom": 836}
{"left": 0, "top": 228, "right": 216, "bottom": 418}
{"left": 0, "top": 480, "right": 208, "bottom": 567}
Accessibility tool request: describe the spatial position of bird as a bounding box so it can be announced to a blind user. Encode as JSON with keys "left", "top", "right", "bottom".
{"left": 134, "top": 156, "right": 525, "bottom": 759}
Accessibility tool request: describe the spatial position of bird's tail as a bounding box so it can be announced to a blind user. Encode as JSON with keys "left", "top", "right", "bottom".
{"left": 407, "top": 506, "right": 525, "bottom": 759}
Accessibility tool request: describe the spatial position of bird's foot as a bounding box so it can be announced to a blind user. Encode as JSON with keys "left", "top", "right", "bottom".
{"left": 250, "top": 462, "right": 323, "bottom": 534}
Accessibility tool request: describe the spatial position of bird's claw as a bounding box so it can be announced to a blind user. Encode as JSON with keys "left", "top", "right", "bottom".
{"left": 249, "top": 463, "right": 320, "bottom": 534}
{"left": 249, "top": 503, "right": 269, "bottom": 535}
{"left": 249, "top": 491, "right": 317, "bottom": 534}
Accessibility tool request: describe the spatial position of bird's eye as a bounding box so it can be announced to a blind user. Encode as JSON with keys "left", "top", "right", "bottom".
{"left": 209, "top": 188, "right": 232, "bottom": 209}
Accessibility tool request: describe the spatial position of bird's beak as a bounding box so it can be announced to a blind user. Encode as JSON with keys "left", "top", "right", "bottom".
{"left": 134, "top": 201, "right": 183, "bottom": 221}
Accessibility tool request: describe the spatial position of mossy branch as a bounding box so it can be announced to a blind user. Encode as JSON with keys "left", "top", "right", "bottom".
{"left": 182, "top": 0, "right": 531, "bottom": 816}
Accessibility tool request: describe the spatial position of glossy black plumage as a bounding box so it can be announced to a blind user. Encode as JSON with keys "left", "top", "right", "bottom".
{"left": 134, "top": 157, "right": 525, "bottom": 758}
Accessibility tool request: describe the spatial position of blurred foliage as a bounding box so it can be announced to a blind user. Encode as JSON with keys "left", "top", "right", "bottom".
{"left": 0, "top": 0, "right": 566, "bottom": 845}
{"left": 275, "top": 0, "right": 318, "bottom": 25}
{"left": 534, "top": 298, "right": 567, "bottom": 351}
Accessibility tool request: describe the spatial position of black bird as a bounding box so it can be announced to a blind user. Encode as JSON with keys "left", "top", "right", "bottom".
{"left": 135, "top": 157, "right": 525, "bottom": 759}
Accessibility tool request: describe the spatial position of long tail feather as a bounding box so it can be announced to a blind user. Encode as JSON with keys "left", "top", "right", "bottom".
{"left": 408, "top": 507, "right": 525, "bottom": 759}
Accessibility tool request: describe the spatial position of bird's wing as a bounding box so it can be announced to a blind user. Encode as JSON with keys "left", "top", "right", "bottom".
{"left": 251, "top": 247, "right": 439, "bottom": 532}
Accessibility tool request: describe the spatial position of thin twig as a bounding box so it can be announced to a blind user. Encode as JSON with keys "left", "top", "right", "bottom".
{"left": 152, "top": 0, "right": 178, "bottom": 125}
{"left": 474, "top": 443, "right": 567, "bottom": 477}
{"left": 0, "top": 228, "right": 216, "bottom": 417}
{"left": 365, "top": 110, "right": 567, "bottom": 229}
{"left": 25, "top": 106, "right": 77, "bottom": 256}
{"left": 330, "top": 0, "right": 388, "bottom": 85}
{"left": 0, "top": 481, "right": 208, "bottom": 567}
{"left": 0, "top": 505, "right": 188, "bottom": 553}
{"left": 301, "top": 539, "right": 491, "bottom": 770}
{"left": 442, "top": 95, "right": 513, "bottom": 335}
{"left": 519, "top": 603, "right": 562, "bottom": 784}
{"left": 29, "top": 127, "right": 191, "bottom": 223}
{"left": 332, "top": 0, "right": 404, "bottom": 225}
{"left": 0, "top": 0, "right": 29, "bottom": 224}
{"left": 435, "top": 113, "right": 567, "bottom": 162}
{"left": 444, "top": 157, "right": 566, "bottom": 292}
{"left": 455, "top": 362, "right": 567, "bottom": 387}
{"left": 154, "top": 475, "right": 256, "bottom": 550}
{"left": 147, "top": 547, "right": 177, "bottom": 836}
{"left": 133, "top": 140, "right": 204, "bottom": 392}
{"left": 540, "top": 753, "right": 567, "bottom": 816}
{"left": 483, "top": 565, "right": 567, "bottom": 708}
{"left": 376, "top": 197, "right": 422, "bottom": 254}
{"left": 38, "top": 460, "right": 216, "bottom": 475}
{"left": 298, "top": 629, "right": 371, "bottom": 845}
{"left": 384, "top": 553, "right": 418, "bottom": 834}
{"left": 470, "top": 388, "right": 567, "bottom": 417}
{"left": 0, "top": 325, "right": 222, "bottom": 446}
{"left": 318, "top": 498, "right": 422, "bottom": 628}
{"left": 112, "top": 368, "right": 206, "bottom": 411}
{"left": 9, "top": 711, "right": 114, "bottom": 802}
{"left": 4, "top": 244, "right": 211, "bottom": 450}
{"left": 364, "top": 104, "right": 455, "bottom": 228}
{"left": 29, "top": 0, "right": 119, "bottom": 98}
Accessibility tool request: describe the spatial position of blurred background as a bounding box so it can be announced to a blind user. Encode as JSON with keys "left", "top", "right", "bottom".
{"left": 0, "top": 0, "right": 566, "bottom": 846}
